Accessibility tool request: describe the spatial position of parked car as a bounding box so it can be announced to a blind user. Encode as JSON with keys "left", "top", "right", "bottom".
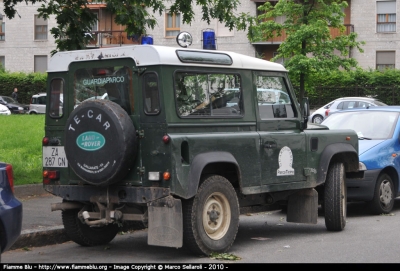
{"left": 0, "top": 104, "right": 11, "bottom": 115}
{"left": 309, "top": 97, "right": 387, "bottom": 124}
{"left": 29, "top": 93, "right": 47, "bottom": 114}
{"left": 0, "top": 162, "right": 22, "bottom": 257}
{"left": 321, "top": 106, "right": 400, "bottom": 214}
{"left": 0, "top": 96, "right": 29, "bottom": 114}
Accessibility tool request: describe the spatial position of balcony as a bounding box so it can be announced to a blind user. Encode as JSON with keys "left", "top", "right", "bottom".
{"left": 85, "top": 30, "right": 140, "bottom": 48}
{"left": 252, "top": 24, "right": 354, "bottom": 44}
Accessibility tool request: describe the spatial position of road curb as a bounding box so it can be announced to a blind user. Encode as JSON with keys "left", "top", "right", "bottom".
{"left": 10, "top": 227, "right": 70, "bottom": 251}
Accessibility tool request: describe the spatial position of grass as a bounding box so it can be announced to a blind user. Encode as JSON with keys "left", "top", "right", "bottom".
{"left": 0, "top": 114, "right": 45, "bottom": 185}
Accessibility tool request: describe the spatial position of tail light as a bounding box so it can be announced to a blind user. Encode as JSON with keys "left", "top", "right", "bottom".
{"left": 43, "top": 170, "right": 60, "bottom": 184}
{"left": 5, "top": 164, "right": 14, "bottom": 194}
{"left": 325, "top": 109, "right": 330, "bottom": 116}
{"left": 43, "top": 136, "right": 49, "bottom": 146}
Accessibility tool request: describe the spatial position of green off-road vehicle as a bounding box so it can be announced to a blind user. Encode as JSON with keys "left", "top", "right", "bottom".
{"left": 43, "top": 44, "right": 359, "bottom": 256}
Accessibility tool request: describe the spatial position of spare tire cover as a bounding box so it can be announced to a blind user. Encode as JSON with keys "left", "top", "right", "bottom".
{"left": 65, "top": 99, "right": 137, "bottom": 186}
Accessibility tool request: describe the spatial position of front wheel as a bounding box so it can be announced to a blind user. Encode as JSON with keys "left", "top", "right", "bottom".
{"left": 182, "top": 175, "right": 240, "bottom": 256}
{"left": 368, "top": 173, "right": 394, "bottom": 215}
{"left": 62, "top": 208, "right": 119, "bottom": 246}
{"left": 324, "top": 162, "right": 347, "bottom": 231}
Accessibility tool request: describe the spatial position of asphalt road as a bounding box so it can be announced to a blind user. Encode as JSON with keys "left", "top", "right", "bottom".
{"left": 3, "top": 199, "right": 400, "bottom": 264}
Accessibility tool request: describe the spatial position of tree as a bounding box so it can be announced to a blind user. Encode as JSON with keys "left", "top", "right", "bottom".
{"left": 2, "top": 0, "right": 249, "bottom": 55}
{"left": 248, "top": 0, "right": 364, "bottom": 100}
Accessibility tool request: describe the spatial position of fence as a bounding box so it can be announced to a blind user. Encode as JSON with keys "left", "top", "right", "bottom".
{"left": 295, "top": 85, "right": 400, "bottom": 109}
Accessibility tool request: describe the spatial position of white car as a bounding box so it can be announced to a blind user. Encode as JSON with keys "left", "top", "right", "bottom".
{"left": 0, "top": 104, "right": 11, "bottom": 115}
{"left": 309, "top": 97, "right": 387, "bottom": 124}
{"left": 29, "top": 93, "right": 47, "bottom": 114}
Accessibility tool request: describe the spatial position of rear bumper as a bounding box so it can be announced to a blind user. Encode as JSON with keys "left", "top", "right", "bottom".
{"left": 44, "top": 184, "right": 171, "bottom": 204}
{"left": 0, "top": 197, "right": 22, "bottom": 252}
{"left": 346, "top": 169, "right": 380, "bottom": 202}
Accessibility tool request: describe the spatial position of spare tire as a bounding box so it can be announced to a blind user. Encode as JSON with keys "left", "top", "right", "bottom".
{"left": 65, "top": 99, "right": 137, "bottom": 186}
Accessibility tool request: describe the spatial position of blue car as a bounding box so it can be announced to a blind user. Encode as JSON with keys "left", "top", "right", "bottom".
{"left": 0, "top": 162, "right": 22, "bottom": 255}
{"left": 321, "top": 106, "right": 400, "bottom": 214}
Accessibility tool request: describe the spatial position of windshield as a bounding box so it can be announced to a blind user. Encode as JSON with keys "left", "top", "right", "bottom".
{"left": 3, "top": 96, "right": 17, "bottom": 103}
{"left": 322, "top": 111, "right": 398, "bottom": 140}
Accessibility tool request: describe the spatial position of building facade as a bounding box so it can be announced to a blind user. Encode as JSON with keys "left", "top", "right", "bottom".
{"left": 0, "top": 0, "right": 399, "bottom": 72}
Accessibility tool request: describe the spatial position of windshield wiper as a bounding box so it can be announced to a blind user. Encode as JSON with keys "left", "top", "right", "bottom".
{"left": 358, "top": 136, "right": 372, "bottom": 140}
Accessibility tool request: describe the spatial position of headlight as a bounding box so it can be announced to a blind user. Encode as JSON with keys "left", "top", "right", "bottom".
{"left": 359, "top": 162, "right": 367, "bottom": 171}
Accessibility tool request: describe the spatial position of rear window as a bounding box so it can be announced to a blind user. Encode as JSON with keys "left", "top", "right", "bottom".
{"left": 49, "top": 79, "right": 64, "bottom": 118}
{"left": 74, "top": 66, "right": 132, "bottom": 114}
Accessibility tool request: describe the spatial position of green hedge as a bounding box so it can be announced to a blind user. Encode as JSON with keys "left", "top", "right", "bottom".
{"left": 0, "top": 71, "right": 47, "bottom": 104}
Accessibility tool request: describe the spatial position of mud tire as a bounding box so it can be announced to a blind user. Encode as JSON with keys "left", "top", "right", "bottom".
{"left": 324, "top": 162, "right": 347, "bottom": 231}
{"left": 62, "top": 208, "right": 119, "bottom": 246}
{"left": 182, "top": 175, "right": 239, "bottom": 256}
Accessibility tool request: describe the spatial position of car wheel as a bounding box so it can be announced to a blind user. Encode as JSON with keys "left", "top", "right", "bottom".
{"left": 182, "top": 175, "right": 239, "bottom": 256}
{"left": 324, "top": 162, "right": 346, "bottom": 231}
{"left": 62, "top": 207, "right": 119, "bottom": 246}
{"left": 368, "top": 173, "right": 394, "bottom": 215}
{"left": 64, "top": 100, "right": 137, "bottom": 186}
{"left": 312, "top": 114, "right": 324, "bottom": 124}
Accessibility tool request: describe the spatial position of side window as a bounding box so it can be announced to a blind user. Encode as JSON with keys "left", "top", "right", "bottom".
{"left": 255, "top": 74, "right": 294, "bottom": 120}
{"left": 143, "top": 73, "right": 160, "bottom": 115}
{"left": 31, "top": 97, "right": 38, "bottom": 104}
{"left": 343, "top": 101, "right": 356, "bottom": 109}
{"left": 337, "top": 102, "right": 343, "bottom": 109}
{"left": 38, "top": 96, "right": 46, "bottom": 105}
{"left": 49, "top": 79, "right": 63, "bottom": 118}
{"left": 175, "top": 72, "right": 242, "bottom": 117}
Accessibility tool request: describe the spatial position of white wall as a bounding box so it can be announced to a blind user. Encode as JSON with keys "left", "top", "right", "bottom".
{"left": 0, "top": 2, "right": 57, "bottom": 72}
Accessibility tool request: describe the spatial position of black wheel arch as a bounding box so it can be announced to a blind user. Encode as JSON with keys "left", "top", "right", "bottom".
{"left": 184, "top": 152, "right": 241, "bottom": 199}
{"left": 317, "top": 143, "right": 359, "bottom": 185}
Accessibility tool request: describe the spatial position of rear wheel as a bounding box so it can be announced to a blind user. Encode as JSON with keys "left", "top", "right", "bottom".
{"left": 62, "top": 208, "right": 119, "bottom": 246}
{"left": 324, "top": 162, "right": 347, "bottom": 231}
{"left": 312, "top": 114, "right": 324, "bottom": 124}
{"left": 182, "top": 175, "right": 239, "bottom": 256}
{"left": 368, "top": 173, "right": 394, "bottom": 215}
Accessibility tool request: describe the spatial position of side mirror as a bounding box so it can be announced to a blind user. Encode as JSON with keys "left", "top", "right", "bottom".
{"left": 300, "top": 97, "right": 310, "bottom": 130}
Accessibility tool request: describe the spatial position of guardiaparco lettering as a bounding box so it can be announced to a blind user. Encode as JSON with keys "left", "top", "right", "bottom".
{"left": 83, "top": 76, "right": 125, "bottom": 86}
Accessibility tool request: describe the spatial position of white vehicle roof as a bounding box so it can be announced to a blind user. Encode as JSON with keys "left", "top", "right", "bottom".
{"left": 48, "top": 45, "right": 287, "bottom": 73}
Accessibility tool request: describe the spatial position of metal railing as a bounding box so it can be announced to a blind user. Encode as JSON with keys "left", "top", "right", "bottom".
{"left": 85, "top": 30, "right": 140, "bottom": 48}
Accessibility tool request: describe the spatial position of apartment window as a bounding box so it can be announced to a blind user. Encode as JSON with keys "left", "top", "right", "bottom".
{"left": 35, "top": 15, "right": 48, "bottom": 40}
{"left": 165, "top": 12, "right": 180, "bottom": 37}
{"left": 0, "top": 56, "right": 4, "bottom": 69}
{"left": 377, "top": 1, "right": 396, "bottom": 32}
{"left": 34, "top": 55, "right": 48, "bottom": 72}
{"left": 376, "top": 51, "right": 395, "bottom": 70}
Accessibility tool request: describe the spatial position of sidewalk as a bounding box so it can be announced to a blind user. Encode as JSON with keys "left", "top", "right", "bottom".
{"left": 10, "top": 184, "right": 70, "bottom": 250}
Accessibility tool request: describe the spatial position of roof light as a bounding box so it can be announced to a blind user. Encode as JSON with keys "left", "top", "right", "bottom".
{"left": 202, "top": 29, "right": 217, "bottom": 50}
{"left": 141, "top": 35, "right": 153, "bottom": 45}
